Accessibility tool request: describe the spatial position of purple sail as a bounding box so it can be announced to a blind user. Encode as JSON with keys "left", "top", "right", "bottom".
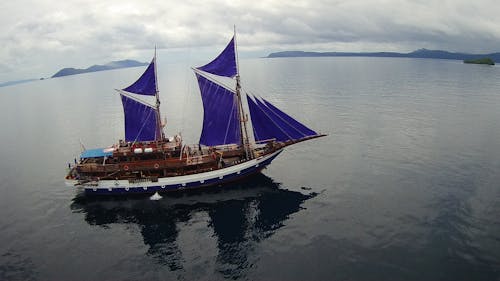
{"left": 121, "top": 94, "right": 158, "bottom": 142}
{"left": 247, "top": 95, "right": 289, "bottom": 142}
{"left": 122, "top": 59, "right": 157, "bottom": 96}
{"left": 254, "top": 98, "right": 303, "bottom": 140}
{"left": 262, "top": 98, "right": 317, "bottom": 137}
{"left": 196, "top": 73, "right": 240, "bottom": 146}
{"left": 197, "top": 37, "right": 237, "bottom": 78}
{"left": 247, "top": 95, "right": 318, "bottom": 142}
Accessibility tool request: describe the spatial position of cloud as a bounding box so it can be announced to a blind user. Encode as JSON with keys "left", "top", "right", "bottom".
{"left": 0, "top": 63, "right": 11, "bottom": 74}
{"left": 1, "top": 0, "right": 500, "bottom": 81}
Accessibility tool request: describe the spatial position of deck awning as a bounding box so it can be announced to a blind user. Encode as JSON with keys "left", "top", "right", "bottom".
{"left": 80, "top": 148, "right": 113, "bottom": 159}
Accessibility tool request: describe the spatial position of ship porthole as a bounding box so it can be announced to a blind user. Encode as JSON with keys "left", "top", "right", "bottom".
{"left": 143, "top": 186, "right": 147, "bottom": 190}
{"left": 125, "top": 187, "right": 129, "bottom": 191}
{"left": 92, "top": 187, "right": 97, "bottom": 191}
{"left": 154, "top": 163, "right": 159, "bottom": 169}
{"left": 161, "top": 185, "right": 166, "bottom": 189}
{"left": 200, "top": 180, "right": 204, "bottom": 183}
{"left": 123, "top": 165, "right": 129, "bottom": 171}
{"left": 182, "top": 183, "right": 186, "bottom": 187}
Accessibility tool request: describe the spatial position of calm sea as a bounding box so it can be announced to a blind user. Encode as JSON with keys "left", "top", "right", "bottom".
{"left": 0, "top": 57, "right": 499, "bottom": 280}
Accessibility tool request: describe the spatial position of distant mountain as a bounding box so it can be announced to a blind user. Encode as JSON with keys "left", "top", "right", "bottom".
{"left": 267, "top": 49, "right": 500, "bottom": 63}
{"left": 52, "top": 59, "right": 148, "bottom": 78}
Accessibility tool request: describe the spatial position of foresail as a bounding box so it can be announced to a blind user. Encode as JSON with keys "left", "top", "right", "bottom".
{"left": 247, "top": 95, "right": 289, "bottom": 142}
{"left": 262, "top": 98, "right": 318, "bottom": 137}
{"left": 122, "top": 59, "right": 157, "bottom": 96}
{"left": 196, "top": 36, "right": 237, "bottom": 78}
{"left": 196, "top": 73, "right": 241, "bottom": 146}
{"left": 247, "top": 95, "right": 318, "bottom": 143}
{"left": 121, "top": 94, "right": 159, "bottom": 142}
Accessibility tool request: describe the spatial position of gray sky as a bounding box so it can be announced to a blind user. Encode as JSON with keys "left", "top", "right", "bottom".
{"left": 1, "top": 0, "right": 500, "bottom": 82}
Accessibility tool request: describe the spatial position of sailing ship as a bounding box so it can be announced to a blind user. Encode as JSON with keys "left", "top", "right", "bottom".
{"left": 65, "top": 31, "right": 325, "bottom": 195}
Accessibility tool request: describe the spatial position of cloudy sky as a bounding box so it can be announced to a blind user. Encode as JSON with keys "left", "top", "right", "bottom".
{"left": 1, "top": 0, "right": 500, "bottom": 82}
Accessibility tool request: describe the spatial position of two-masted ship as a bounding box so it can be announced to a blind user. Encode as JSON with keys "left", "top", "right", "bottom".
{"left": 65, "top": 31, "right": 325, "bottom": 195}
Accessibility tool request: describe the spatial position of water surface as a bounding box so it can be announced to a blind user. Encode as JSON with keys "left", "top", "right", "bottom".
{"left": 0, "top": 57, "right": 499, "bottom": 280}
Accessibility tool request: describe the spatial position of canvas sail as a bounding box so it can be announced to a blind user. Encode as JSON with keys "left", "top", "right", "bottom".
{"left": 247, "top": 95, "right": 318, "bottom": 142}
{"left": 122, "top": 59, "right": 157, "bottom": 96}
{"left": 262, "top": 98, "right": 318, "bottom": 137}
{"left": 195, "top": 73, "right": 241, "bottom": 146}
{"left": 247, "top": 95, "right": 289, "bottom": 142}
{"left": 196, "top": 36, "right": 237, "bottom": 78}
{"left": 121, "top": 94, "right": 159, "bottom": 142}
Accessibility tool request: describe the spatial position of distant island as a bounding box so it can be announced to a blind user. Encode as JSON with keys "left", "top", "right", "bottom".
{"left": 2, "top": 50, "right": 499, "bottom": 88}
{"left": 52, "top": 59, "right": 148, "bottom": 78}
{"left": 0, "top": 59, "right": 149, "bottom": 88}
{"left": 463, "top": 58, "right": 495, "bottom": 65}
{"left": 0, "top": 78, "right": 39, "bottom": 88}
{"left": 267, "top": 49, "right": 500, "bottom": 63}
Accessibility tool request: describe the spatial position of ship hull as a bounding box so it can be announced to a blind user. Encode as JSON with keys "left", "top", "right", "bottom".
{"left": 66, "top": 149, "right": 283, "bottom": 195}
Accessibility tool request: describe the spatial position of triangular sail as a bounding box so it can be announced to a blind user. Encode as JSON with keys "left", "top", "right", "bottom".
{"left": 247, "top": 95, "right": 318, "bottom": 142}
{"left": 122, "top": 59, "right": 157, "bottom": 96}
{"left": 196, "top": 36, "right": 237, "bottom": 78}
{"left": 254, "top": 98, "right": 305, "bottom": 140}
{"left": 196, "top": 73, "right": 241, "bottom": 146}
{"left": 121, "top": 94, "right": 159, "bottom": 142}
{"left": 247, "top": 95, "right": 289, "bottom": 142}
{"left": 262, "top": 97, "right": 318, "bottom": 137}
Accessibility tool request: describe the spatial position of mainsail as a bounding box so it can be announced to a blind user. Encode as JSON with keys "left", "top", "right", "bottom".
{"left": 195, "top": 73, "right": 241, "bottom": 146}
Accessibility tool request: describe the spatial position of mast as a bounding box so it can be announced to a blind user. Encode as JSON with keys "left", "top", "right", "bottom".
{"left": 153, "top": 46, "right": 165, "bottom": 141}
{"left": 234, "top": 26, "right": 253, "bottom": 159}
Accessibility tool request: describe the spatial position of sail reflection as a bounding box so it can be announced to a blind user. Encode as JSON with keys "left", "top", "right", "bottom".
{"left": 70, "top": 174, "right": 317, "bottom": 278}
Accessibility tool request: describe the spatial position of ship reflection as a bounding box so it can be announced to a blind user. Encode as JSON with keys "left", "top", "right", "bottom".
{"left": 70, "top": 174, "right": 317, "bottom": 278}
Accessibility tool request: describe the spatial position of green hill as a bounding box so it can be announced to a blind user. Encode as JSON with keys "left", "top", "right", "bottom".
{"left": 463, "top": 58, "right": 495, "bottom": 65}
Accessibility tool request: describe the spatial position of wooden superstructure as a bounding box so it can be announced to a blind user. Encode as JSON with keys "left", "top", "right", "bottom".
{"left": 67, "top": 139, "right": 284, "bottom": 185}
